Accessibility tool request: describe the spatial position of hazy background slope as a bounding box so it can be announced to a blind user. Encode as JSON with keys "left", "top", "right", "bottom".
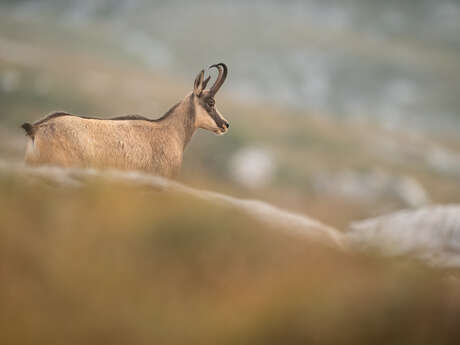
{"left": 3, "top": 0, "right": 460, "bottom": 130}
{"left": 0, "top": 0, "right": 459, "bottom": 228}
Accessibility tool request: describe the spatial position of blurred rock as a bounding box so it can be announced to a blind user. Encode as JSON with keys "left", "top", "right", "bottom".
{"left": 348, "top": 205, "right": 460, "bottom": 268}
{"left": 0, "top": 69, "right": 20, "bottom": 93}
{"left": 426, "top": 146, "right": 460, "bottom": 176}
{"left": 229, "top": 147, "right": 275, "bottom": 189}
{"left": 370, "top": 133, "right": 460, "bottom": 177}
{"left": 312, "top": 169, "right": 430, "bottom": 208}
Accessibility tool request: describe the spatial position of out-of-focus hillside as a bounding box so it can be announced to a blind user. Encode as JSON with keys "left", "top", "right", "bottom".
{"left": 2, "top": 0, "right": 460, "bottom": 131}
{"left": 0, "top": 9, "right": 460, "bottom": 228}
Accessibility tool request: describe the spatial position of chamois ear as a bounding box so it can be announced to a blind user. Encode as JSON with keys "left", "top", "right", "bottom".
{"left": 193, "top": 69, "right": 205, "bottom": 96}
{"left": 202, "top": 75, "right": 211, "bottom": 90}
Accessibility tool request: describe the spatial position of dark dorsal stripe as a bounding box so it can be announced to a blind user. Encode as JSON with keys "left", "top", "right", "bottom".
{"left": 31, "top": 112, "right": 154, "bottom": 127}
{"left": 110, "top": 114, "right": 153, "bottom": 121}
{"left": 29, "top": 103, "right": 182, "bottom": 128}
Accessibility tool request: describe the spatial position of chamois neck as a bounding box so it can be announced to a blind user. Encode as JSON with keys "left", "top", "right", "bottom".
{"left": 160, "top": 95, "right": 196, "bottom": 149}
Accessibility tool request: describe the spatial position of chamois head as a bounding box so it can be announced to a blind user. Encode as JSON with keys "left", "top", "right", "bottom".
{"left": 192, "top": 63, "right": 230, "bottom": 135}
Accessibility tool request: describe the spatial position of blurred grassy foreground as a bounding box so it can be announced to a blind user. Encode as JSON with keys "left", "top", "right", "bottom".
{"left": 1, "top": 172, "right": 460, "bottom": 345}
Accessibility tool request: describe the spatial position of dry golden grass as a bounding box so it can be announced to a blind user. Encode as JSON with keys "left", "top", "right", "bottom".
{"left": 1, "top": 174, "right": 460, "bottom": 345}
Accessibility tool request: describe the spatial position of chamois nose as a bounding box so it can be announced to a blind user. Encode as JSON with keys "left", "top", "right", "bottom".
{"left": 224, "top": 121, "right": 230, "bottom": 129}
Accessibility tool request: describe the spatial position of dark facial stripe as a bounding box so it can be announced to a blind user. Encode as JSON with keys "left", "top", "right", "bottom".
{"left": 210, "top": 109, "right": 226, "bottom": 129}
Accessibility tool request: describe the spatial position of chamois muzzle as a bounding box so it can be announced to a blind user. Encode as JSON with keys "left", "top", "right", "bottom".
{"left": 208, "top": 63, "right": 228, "bottom": 96}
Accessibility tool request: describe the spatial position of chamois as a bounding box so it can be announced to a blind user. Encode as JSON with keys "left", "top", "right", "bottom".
{"left": 22, "top": 63, "right": 230, "bottom": 177}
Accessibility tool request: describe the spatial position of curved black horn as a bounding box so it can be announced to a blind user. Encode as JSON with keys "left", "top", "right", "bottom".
{"left": 208, "top": 63, "right": 228, "bottom": 96}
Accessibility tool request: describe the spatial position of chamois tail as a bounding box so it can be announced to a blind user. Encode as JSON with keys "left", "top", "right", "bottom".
{"left": 21, "top": 123, "right": 35, "bottom": 138}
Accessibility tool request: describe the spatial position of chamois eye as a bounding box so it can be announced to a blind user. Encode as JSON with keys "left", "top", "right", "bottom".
{"left": 208, "top": 99, "right": 215, "bottom": 107}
